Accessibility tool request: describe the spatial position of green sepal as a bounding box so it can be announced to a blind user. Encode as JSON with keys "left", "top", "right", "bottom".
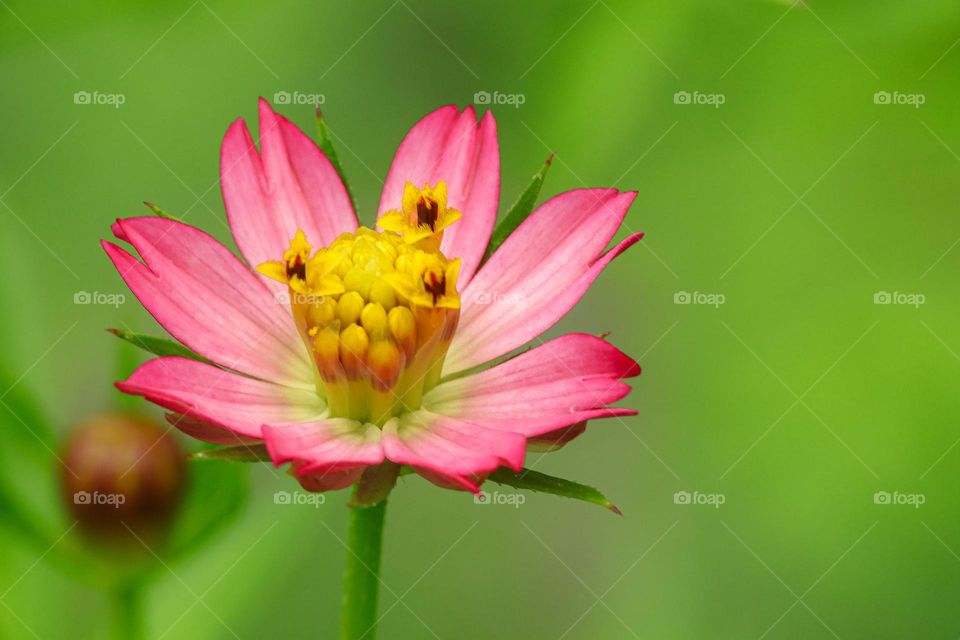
{"left": 108, "top": 329, "right": 211, "bottom": 364}
{"left": 349, "top": 462, "right": 401, "bottom": 507}
{"left": 487, "top": 467, "right": 621, "bottom": 515}
{"left": 481, "top": 153, "right": 554, "bottom": 265}
{"left": 189, "top": 444, "right": 270, "bottom": 463}
{"left": 315, "top": 107, "right": 357, "bottom": 213}
{"left": 143, "top": 201, "right": 179, "bottom": 220}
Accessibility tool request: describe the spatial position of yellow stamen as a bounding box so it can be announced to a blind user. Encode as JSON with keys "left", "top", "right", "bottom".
{"left": 377, "top": 181, "right": 462, "bottom": 248}
{"left": 382, "top": 252, "right": 461, "bottom": 310}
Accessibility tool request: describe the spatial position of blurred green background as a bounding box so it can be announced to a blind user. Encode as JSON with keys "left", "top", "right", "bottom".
{"left": 2, "top": 0, "right": 959, "bottom": 637}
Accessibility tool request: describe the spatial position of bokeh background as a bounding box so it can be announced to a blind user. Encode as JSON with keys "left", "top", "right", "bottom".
{"left": 2, "top": 0, "right": 959, "bottom": 637}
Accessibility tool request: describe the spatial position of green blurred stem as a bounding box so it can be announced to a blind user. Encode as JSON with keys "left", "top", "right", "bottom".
{"left": 112, "top": 583, "right": 144, "bottom": 640}
{"left": 339, "top": 497, "right": 388, "bottom": 640}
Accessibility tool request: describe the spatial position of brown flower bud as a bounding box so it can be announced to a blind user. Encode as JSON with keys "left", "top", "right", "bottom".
{"left": 59, "top": 413, "right": 187, "bottom": 543}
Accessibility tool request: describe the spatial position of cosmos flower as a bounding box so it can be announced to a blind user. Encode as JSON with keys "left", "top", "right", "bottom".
{"left": 105, "top": 99, "right": 642, "bottom": 493}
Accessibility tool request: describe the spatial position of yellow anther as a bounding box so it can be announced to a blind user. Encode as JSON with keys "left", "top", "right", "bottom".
{"left": 337, "top": 291, "right": 365, "bottom": 326}
{"left": 360, "top": 302, "right": 388, "bottom": 337}
{"left": 377, "top": 181, "right": 462, "bottom": 246}
{"left": 369, "top": 279, "right": 397, "bottom": 310}
{"left": 340, "top": 323, "right": 369, "bottom": 377}
{"left": 387, "top": 306, "right": 417, "bottom": 357}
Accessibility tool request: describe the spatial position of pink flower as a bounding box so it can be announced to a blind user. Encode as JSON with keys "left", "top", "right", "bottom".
{"left": 106, "top": 99, "right": 642, "bottom": 493}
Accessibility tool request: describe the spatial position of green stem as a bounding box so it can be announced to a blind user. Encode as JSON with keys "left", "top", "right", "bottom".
{"left": 112, "top": 582, "right": 144, "bottom": 640}
{"left": 339, "top": 497, "right": 388, "bottom": 640}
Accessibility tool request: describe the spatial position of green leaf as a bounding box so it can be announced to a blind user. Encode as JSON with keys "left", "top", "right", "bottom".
{"left": 487, "top": 467, "right": 621, "bottom": 515}
{"left": 142, "top": 201, "right": 180, "bottom": 220}
{"left": 165, "top": 460, "right": 249, "bottom": 561}
{"left": 0, "top": 368, "right": 64, "bottom": 546}
{"left": 315, "top": 107, "right": 357, "bottom": 213}
{"left": 481, "top": 153, "right": 554, "bottom": 264}
{"left": 189, "top": 444, "right": 270, "bottom": 463}
{"left": 108, "top": 329, "right": 211, "bottom": 364}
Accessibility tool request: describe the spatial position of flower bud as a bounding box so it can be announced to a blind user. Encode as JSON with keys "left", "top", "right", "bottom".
{"left": 367, "top": 340, "right": 403, "bottom": 391}
{"left": 340, "top": 323, "right": 369, "bottom": 377}
{"left": 337, "top": 291, "right": 365, "bottom": 326}
{"left": 387, "top": 306, "right": 417, "bottom": 357}
{"left": 312, "top": 324, "right": 341, "bottom": 379}
{"left": 59, "top": 413, "right": 187, "bottom": 542}
{"left": 360, "top": 302, "right": 388, "bottom": 338}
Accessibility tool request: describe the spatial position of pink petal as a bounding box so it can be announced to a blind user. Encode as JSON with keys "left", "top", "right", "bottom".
{"left": 262, "top": 419, "right": 383, "bottom": 475}
{"left": 381, "top": 411, "right": 526, "bottom": 492}
{"left": 378, "top": 106, "right": 499, "bottom": 285}
{"left": 525, "top": 421, "right": 587, "bottom": 452}
{"left": 295, "top": 464, "right": 366, "bottom": 492}
{"left": 164, "top": 413, "right": 261, "bottom": 446}
{"left": 118, "top": 357, "right": 326, "bottom": 440}
{"left": 103, "top": 216, "right": 314, "bottom": 387}
{"left": 221, "top": 98, "right": 356, "bottom": 270}
{"left": 444, "top": 189, "right": 641, "bottom": 374}
{"left": 427, "top": 333, "right": 639, "bottom": 438}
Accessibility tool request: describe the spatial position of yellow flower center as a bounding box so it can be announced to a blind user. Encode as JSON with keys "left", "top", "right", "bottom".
{"left": 257, "top": 183, "right": 461, "bottom": 425}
